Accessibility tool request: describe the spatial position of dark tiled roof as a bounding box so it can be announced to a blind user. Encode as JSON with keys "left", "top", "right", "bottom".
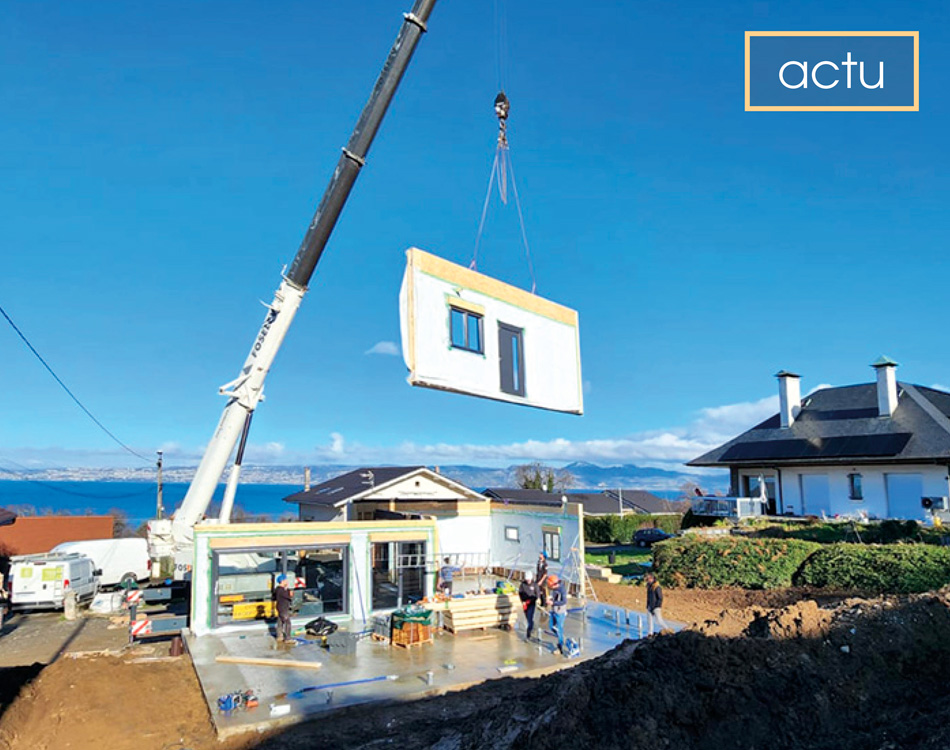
{"left": 603, "top": 490, "right": 691, "bottom": 514}
{"left": 483, "top": 488, "right": 564, "bottom": 507}
{"left": 484, "top": 488, "right": 689, "bottom": 515}
{"left": 285, "top": 466, "right": 425, "bottom": 507}
{"left": 690, "top": 382, "right": 950, "bottom": 467}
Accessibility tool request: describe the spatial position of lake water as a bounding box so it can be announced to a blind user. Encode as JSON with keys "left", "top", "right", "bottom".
{"left": 0, "top": 479, "right": 302, "bottom": 526}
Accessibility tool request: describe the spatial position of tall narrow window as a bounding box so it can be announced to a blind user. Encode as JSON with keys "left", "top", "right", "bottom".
{"left": 449, "top": 307, "right": 483, "bottom": 353}
{"left": 498, "top": 323, "right": 525, "bottom": 396}
{"left": 543, "top": 528, "right": 561, "bottom": 562}
{"left": 848, "top": 473, "right": 863, "bottom": 500}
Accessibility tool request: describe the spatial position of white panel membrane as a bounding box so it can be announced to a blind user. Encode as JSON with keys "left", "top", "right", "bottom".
{"left": 399, "top": 247, "right": 583, "bottom": 415}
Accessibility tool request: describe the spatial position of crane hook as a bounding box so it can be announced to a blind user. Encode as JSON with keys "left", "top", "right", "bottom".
{"left": 494, "top": 91, "right": 510, "bottom": 147}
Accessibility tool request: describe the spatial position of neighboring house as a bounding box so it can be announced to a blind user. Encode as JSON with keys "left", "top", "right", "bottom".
{"left": 689, "top": 358, "right": 950, "bottom": 521}
{"left": 285, "top": 466, "right": 492, "bottom": 558}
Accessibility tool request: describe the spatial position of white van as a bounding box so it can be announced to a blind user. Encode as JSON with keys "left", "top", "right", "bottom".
{"left": 52, "top": 538, "right": 150, "bottom": 588}
{"left": 9, "top": 553, "right": 99, "bottom": 609}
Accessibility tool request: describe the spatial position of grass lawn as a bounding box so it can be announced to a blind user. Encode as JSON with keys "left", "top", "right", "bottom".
{"left": 585, "top": 548, "right": 653, "bottom": 576}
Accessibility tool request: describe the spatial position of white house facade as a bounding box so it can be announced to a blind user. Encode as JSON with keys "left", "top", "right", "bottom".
{"left": 689, "top": 358, "right": 950, "bottom": 522}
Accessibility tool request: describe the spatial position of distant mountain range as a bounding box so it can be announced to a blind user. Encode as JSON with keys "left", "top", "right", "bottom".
{"left": 0, "top": 461, "right": 727, "bottom": 495}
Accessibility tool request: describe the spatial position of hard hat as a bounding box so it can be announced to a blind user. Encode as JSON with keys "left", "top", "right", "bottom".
{"left": 525, "top": 570, "right": 534, "bottom": 582}
{"left": 276, "top": 574, "right": 288, "bottom": 585}
{"left": 547, "top": 574, "right": 559, "bottom": 587}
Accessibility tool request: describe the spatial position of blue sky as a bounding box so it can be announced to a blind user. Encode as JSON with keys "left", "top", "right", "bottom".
{"left": 1, "top": 0, "right": 948, "bottom": 473}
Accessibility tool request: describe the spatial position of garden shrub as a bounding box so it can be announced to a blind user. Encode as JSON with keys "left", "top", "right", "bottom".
{"left": 794, "top": 543, "right": 950, "bottom": 594}
{"left": 653, "top": 536, "right": 820, "bottom": 589}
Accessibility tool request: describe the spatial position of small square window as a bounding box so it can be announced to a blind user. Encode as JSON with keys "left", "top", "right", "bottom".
{"left": 848, "top": 473, "right": 863, "bottom": 500}
{"left": 449, "top": 307, "right": 483, "bottom": 353}
{"left": 504, "top": 526, "right": 520, "bottom": 542}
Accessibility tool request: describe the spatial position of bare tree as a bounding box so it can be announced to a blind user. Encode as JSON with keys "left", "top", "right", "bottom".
{"left": 514, "top": 462, "right": 575, "bottom": 493}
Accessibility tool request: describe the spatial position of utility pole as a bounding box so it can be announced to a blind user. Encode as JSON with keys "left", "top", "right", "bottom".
{"left": 618, "top": 487, "right": 624, "bottom": 517}
{"left": 156, "top": 451, "right": 164, "bottom": 520}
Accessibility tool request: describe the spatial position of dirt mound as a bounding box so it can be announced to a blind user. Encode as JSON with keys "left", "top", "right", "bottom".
{"left": 591, "top": 581, "right": 851, "bottom": 627}
{"left": 0, "top": 654, "right": 249, "bottom": 750}
{"left": 0, "top": 664, "right": 43, "bottom": 718}
{"left": 258, "top": 593, "right": 950, "bottom": 750}
{"left": 698, "top": 598, "right": 834, "bottom": 638}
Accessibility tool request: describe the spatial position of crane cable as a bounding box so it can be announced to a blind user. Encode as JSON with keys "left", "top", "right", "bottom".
{"left": 0, "top": 303, "right": 150, "bottom": 463}
{"left": 470, "top": 0, "right": 538, "bottom": 294}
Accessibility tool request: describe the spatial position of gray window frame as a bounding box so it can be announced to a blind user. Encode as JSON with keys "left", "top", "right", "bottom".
{"left": 498, "top": 322, "right": 526, "bottom": 397}
{"left": 449, "top": 306, "right": 484, "bottom": 354}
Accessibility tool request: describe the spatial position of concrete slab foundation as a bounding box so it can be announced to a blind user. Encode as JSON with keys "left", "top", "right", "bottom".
{"left": 186, "top": 599, "right": 680, "bottom": 739}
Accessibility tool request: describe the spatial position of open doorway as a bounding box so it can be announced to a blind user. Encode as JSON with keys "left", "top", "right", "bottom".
{"left": 371, "top": 540, "right": 427, "bottom": 610}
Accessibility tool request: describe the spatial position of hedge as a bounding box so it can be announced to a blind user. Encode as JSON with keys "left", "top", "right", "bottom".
{"left": 584, "top": 514, "right": 683, "bottom": 545}
{"left": 794, "top": 544, "right": 950, "bottom": 594}
{"left": 653, "top": 536, "right": 820, "bottom": 589}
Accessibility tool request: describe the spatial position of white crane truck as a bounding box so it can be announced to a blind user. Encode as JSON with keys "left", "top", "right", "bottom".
{"left": 146, "top": 0, "right": 439, "bottom": 580}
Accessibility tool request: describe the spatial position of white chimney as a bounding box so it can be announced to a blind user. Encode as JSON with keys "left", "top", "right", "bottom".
{"left": 304, "top": 466, "right": 311, "bottom": 492}
{"left": 776, "top": 370, "right": 801, "bottom": 428}
{"left": 872, "top": 356, "right": 899, "bottom": 417}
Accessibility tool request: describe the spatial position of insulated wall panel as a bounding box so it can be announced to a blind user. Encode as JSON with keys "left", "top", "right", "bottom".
{"left": 400, "top": 247, "right": 583, "bottom": 414}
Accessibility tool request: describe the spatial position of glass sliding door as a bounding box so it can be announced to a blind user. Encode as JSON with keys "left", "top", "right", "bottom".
{"left": 370, "top": 540, "right": 426, "bottom": 611}
{"left": 212, "top": 545, "right": 348, "bottom": 628}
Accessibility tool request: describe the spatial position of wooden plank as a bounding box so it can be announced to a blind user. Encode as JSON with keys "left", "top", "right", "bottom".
{"left": 215, "top": 655, "right": 323, "bottom": 670}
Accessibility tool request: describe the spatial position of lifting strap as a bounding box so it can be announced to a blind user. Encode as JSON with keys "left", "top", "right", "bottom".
{"left": 470, "top": 91, "right": 538, "bottom": 294}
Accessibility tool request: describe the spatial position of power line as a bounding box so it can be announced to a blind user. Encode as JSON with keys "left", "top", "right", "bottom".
{"left": 0, "top": 303, "right": 150, "bottom": 463}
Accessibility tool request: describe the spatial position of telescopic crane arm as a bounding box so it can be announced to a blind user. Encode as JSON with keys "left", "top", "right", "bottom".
{"left": 156, "top": 0, "right": 438, "bottom": 556}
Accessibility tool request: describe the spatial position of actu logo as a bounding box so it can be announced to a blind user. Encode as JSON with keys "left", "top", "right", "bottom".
{"left": 779, "top": 52, "right": 883, "bottom": 90}
{"left": 745, "top": 32, "right": 918, "bottom": 112}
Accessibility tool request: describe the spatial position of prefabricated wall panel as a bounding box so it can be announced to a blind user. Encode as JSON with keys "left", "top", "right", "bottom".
{"left": 400, "top": 248, "right": 583, "bottom": 414}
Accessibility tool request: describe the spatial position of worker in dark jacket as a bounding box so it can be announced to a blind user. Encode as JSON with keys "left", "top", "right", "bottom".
{"left": 645, "top": 572, "right": 669, "bottom": 634}
{"left": 274, "top": 574, "right": 294, "bottom": 643}
{"left": 518, "top": 570, "right": 540, "bottom": 641}
{"left": 547, "top": 573, "right": 568, "bottom": 655}
{"left": 536, "top": 552, "right": 549, "bottom": 607}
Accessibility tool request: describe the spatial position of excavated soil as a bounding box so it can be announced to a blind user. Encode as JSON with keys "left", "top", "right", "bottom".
{"left": 4, "top": 589, "right": 950, "bottom": 750}
{"left": 0, "top": 654, "right": 252, "bottom": 750}
{"left": 590, "top": 580, "right": 853, "bottom": 627}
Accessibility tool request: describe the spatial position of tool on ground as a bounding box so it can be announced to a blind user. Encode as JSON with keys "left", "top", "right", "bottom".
{"left": 217, "top": 690, "right": 259, "bottom": 713}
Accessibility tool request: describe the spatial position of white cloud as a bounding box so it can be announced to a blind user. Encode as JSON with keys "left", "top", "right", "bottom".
{"left": 364, "top": 341, "right": 400, "bottom": 356}
{"left": 930, "top": 383, "right": 950, "bottom": 393}
{"left": 1, "top": 394, "right": 781, "bottom": 473}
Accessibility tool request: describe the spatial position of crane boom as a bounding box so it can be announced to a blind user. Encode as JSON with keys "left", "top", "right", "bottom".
{"left": 148, "top": 0, "right": 438, "bottom": 571}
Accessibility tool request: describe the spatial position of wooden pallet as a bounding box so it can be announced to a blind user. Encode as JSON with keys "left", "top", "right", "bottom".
{"left": 433, "top": 593, "right": 524, "bottom": 634}
{"left": 391, "top": 621, "right": 433, "bottom": 648}
{"left": 391, "top": 636, "right": 432, "bottom": 649}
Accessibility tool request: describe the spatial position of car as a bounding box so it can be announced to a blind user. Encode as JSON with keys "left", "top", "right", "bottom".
{"left": 633, "top": 528, "right": 674, "bottom": 548}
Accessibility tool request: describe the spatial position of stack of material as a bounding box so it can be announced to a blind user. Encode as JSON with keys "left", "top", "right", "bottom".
{"left": 391, "top": 608, "right": 434, "bottom": 649}
{"left": 441, "top": 593, "right": 521, "bottom": 634}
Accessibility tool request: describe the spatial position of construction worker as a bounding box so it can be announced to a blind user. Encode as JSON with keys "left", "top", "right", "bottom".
{"left": 645, "top": 572, "right": 670, "bottom": 634}
{"left": 547, "top": 573, "right": 567, "bottom": 655}
{"left": 518, "top": 570, "right": 540, "bottom": 641}
{"left": 274, "top": 574, "right": 293, "bottom": 644}
{"left": 439, "top": 557, "right": 461, "bottom": 597}
{"left": 536, "top": 552, "right": 549, "bottom": 607}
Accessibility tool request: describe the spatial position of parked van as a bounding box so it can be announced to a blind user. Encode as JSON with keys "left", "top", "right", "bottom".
{"left": 9, "top": 552, "right": 99, "bottom": 609}
{"left": 52, "top": 538, "right": 150, "bottom": 588}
